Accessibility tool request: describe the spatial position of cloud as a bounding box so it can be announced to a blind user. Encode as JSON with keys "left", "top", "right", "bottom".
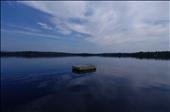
{"left": 6, "top": 24, "right": 41, "bottom": 32}
{"left": 19, "top": 1, "right": 87, "bottom": 19}
{"left": 37, "top": 22, "right": 52, "bottom": 30}
{"left": 19, "top": 1, "right": 169, "bottom": 49}
{"left": 1, "top": 28, "right": 59, "bottom": 40}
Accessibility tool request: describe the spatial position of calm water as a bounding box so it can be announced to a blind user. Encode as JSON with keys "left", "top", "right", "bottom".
{"left": 1, "top": 57, "right": 170, "bottom": 112}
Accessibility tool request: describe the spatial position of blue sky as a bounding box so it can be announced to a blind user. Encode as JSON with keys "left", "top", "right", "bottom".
{"left": 1, "top": 1, "right": 169, "bottom": 53}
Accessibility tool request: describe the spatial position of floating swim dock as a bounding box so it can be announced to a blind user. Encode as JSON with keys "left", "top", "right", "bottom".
{"left": 72, "top": 65, "right": 96, "bottom": 73}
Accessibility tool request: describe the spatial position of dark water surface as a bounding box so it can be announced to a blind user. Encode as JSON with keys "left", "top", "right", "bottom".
{"left": 1, "top": 57, "right": 170, "bottom": 112}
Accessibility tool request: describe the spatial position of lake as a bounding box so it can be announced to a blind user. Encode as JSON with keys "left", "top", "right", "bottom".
{"left": 1, "top": 57, "right": 170, "bottom": 112}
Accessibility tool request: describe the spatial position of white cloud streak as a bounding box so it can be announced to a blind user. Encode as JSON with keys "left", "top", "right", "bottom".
{"left": 1, "top": 28, "right": 59, "bottom": 40}
{"left": 37, "top": 22, "right": 52, "bottom": 30}
{"left": 5, "top": 24, "right": 42, "bottom": 32}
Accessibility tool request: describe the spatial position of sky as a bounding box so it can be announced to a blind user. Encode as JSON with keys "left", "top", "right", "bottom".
{"left": 1, "top": 1, "right": 170, "bottom": 53}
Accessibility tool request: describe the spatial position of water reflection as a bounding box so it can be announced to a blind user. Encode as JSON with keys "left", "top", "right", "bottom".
{"left": 1, "top": 57, "right": 170, "bottom": 112}
{"left": 72, "top": 69, "right": 96, "bottom": 74}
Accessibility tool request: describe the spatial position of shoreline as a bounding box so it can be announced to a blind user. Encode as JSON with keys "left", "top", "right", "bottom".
{"left": 1, "top": 51, "right": 170, "bottom": 60}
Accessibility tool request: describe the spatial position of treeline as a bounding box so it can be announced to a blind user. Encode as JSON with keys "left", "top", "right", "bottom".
{"left": 96, "top": 51, "right": 170, "bottom": 59}
{"left": 1, "top": 51, "right": 170, "bottom": 60}
{"left": 0, "top": 51, "right": 75, "bottom": 57}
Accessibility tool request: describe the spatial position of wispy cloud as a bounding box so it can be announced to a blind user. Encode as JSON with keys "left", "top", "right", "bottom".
{"left": 37, "top": 22, "right": 52, "bottom": 30}
{"left": 18, "top": 1, "right": 169, "bottom": 50}
{"left": 5, "top": 24, "right": 41, "bottom": 32}
{"left": 1, "top": 28, "right": 59, "bottom": 40}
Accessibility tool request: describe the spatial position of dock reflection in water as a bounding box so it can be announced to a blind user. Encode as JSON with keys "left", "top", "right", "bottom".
{"left": 72, "top": 69, "right": 96, "bottom": 74}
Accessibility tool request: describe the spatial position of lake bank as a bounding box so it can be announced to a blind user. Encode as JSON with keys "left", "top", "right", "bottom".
{"left": 1, "top": 51, "right": 170, "bottom": 60}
